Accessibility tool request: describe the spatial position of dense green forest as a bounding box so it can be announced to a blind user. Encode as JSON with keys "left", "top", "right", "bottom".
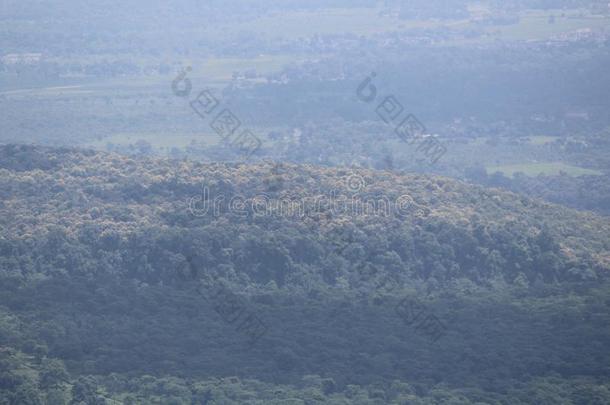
{"left": 1, "top": 145, "right": 609, "bottom": 404}
{"left": 2, "top": 0, "right": 610, "bottom": 403}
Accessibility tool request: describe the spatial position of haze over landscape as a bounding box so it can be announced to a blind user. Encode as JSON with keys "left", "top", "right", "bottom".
{"left": 1, "top": 1, "right": 610, "bottom": 404}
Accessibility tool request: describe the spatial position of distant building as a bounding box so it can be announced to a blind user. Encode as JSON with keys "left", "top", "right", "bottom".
{"left": 565, "top": 111, "right": 590, "bottom": 120}
{"left": 1, "top": 53, "right": 42, "bottom": 65}
{"left": 591, "top": 1, "right": 610, "bottom": 15}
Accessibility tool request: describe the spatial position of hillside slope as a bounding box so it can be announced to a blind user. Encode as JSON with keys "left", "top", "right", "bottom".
{"left": 1, "top": 144, "right": 609, "bottom": 404}
{"left": 1, "top": 144, "right": 608, "bottom": 287}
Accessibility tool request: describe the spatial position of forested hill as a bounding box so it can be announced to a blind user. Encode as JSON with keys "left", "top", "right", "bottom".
{"left": 1, "top": 144, "right": 610, "bottom": 404}
{"left": 1, "top": 144, "right": 608, "bottom": 289}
